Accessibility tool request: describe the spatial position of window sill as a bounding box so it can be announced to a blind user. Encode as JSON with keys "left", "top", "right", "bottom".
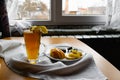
{"left": 44, "top": 29, "right": 120, "bottom": 36}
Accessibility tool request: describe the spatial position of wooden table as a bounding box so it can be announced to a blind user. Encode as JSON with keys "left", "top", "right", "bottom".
{"left": 0, "top": 37, "right": 120, "bottom": 80}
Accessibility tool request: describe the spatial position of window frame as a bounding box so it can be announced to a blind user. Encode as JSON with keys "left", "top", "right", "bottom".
{"left": 55, "top": 0, "right": 107, "bottom": 25}
{"left": 9, "top": 0, "right": 107, "bottom": 25}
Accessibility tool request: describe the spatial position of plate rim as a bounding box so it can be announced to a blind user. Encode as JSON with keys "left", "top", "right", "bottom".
{"left": 44, "top": 44, "right": 86, "bottom": 62}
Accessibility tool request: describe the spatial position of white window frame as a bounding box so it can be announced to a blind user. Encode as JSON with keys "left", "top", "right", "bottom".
{"left": 10, "top": 0, "right": 107, "bottom": 25}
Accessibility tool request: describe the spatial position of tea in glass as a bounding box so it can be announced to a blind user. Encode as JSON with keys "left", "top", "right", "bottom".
{"left": 23, "top": 30, "right": 41, "bottom": 64}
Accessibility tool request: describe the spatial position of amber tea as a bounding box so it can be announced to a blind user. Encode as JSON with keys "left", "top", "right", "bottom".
{"left": 23, "top": 30, "right": 41, "bottom": 64}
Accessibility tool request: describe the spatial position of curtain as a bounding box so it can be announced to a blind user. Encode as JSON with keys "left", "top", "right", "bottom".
{"left": 0, "top": 0, "right": 10, "bottom": 38}
{"left": 92, "top": 0, "right": 118, "bottom": 31}
{"left": 109, "top": 0, "right": 120, "bottom": 30}
{"left": 5, "top": 0, "right": 31, "bottom": 37}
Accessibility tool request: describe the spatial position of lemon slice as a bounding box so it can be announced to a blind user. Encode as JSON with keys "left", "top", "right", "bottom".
{"left": 30, "top": 26, "right": 48, "bottom": 34}
{"left": 65, "top": 54, "right": 76, "bottom": 60}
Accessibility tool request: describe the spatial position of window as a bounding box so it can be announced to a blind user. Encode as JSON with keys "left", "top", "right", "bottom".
{"left": 6, "top": 0, "right": 51, "bottom": 21}
{"left": 62, "top": 0, "right": 106, "bottom": 15}
{"left": 6, "top": 0, "right": 107, "bottom": 25}
{"left": 56, "top": 0, "right": 107, "bottom": 25}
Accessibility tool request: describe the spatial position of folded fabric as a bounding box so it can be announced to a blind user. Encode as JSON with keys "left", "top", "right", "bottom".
{"left": 0, "top": 40, "right": 107, "bottom": 80}
{"left": 8, "top": 53, "right": 107, "bottom": 80}
{"left": 0, "top": 39, "right": 23, "bottom": 58}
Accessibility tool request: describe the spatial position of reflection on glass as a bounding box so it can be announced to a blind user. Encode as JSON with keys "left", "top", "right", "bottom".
{"left": 62, "top": 0, "right": 107, "bottom": 16}
{"left": 6, "top": 0, "right": 50, "bottom": 20}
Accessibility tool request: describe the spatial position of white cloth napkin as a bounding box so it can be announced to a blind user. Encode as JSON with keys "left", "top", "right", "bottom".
{"left": 0, "top": 39, "right": 24, "bottom": 58}
{"left": 0, "top": 39, "right": 107, "bottom": 80}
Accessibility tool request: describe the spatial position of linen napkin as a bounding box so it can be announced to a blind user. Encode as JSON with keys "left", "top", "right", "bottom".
{"left": 0, "top": 39, "right": 24, "bottom": 58}
{"left": 0, "top": 40, "right": 107, "bottom": 80}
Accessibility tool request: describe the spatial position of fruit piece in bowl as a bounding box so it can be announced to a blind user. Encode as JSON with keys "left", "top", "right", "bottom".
{"left": 65, "top": 49, "right": 83, "bottom": 60}
{"left": 50, "top": 48, "right": 65, "bottom": 59}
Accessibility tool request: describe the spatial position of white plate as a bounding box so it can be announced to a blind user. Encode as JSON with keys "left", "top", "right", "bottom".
{"left": 44, "top": 44, "right": 86, "bottom": 62}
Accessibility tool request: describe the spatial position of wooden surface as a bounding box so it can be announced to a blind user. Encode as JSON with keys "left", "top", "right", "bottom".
{"left": 0, "top": 37, "right": 120, "bottom": 80}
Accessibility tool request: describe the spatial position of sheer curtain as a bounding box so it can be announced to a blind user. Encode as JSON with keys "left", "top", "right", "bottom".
{"left": 109, "top": 0, "right": 120, "bottom": 31}
{"left": 107, "top": 0, "right": 113, "bottom": 25}
{"left": 5, "top": 0, "right": 31, "bottom": 36}
{"left": 92, "top": 0, "right": 120, "bottom": 31}
{"left": 6, "top": 0, "right": 31, "bottom": 26}
{"left": 6, "top": 0, "right": 18, "bottom": 21}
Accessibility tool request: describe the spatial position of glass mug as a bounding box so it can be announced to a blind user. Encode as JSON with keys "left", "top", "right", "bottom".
{"left": 23, "top": 30, "right": 42, "bottom": 64}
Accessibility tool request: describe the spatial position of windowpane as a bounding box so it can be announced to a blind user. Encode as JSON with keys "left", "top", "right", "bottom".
{"left": 6, "top": 0, "right": 51, "bottom": 21}
{"left": 6, "top": 0, "right": 107, "bottom": 25}
{"left": 62, "top": 0, "right": 107, "bottom": 16}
